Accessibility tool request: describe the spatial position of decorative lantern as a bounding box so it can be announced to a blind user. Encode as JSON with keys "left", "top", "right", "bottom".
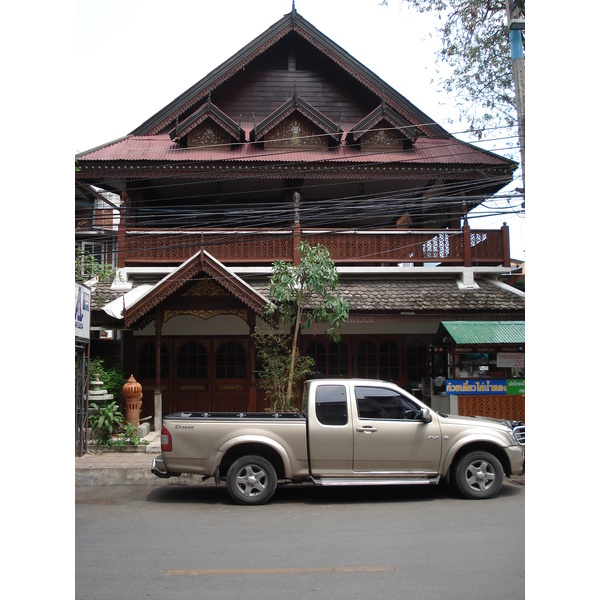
{"left": 123, "top": 374, "right": 143, "bottom": 427}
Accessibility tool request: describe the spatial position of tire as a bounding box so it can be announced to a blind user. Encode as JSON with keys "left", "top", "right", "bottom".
{"left": 226, "top": 455, "right": 277, "bottom": 505}
{"left": 453, "top": 451, "right": 504, "bottom": 499}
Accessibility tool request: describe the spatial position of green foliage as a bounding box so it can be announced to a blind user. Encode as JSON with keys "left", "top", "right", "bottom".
{"left": 253, "top": 330, "right": 314, "bottom": 412}
{"left": 392, "top": 0, "right": 524, "bottom": 142}
{"left": 75, "top": 247, "right": 114, "bottom": 283}
{"left": 265, "top": 242, "right": 350, "bottom": 342}
{"left": 88, "top": 401, "right": 124, "bottom": 446}
{"left": 108, "top": 422, "right": 143, "bottom": 447}
{"left": 264, "top": 242, "right": 350, "bottom": 404}
{"left": 89, "top": 358, "right": 127, "bottom": 401}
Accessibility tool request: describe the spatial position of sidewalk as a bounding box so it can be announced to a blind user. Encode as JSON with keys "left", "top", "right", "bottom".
{"left": 76, "top": 431, "right": 525, "bottom": 487}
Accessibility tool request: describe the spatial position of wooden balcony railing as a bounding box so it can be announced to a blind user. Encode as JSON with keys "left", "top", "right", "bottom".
{"left": 119, "top": 224, "right": 510, "bottom": 268}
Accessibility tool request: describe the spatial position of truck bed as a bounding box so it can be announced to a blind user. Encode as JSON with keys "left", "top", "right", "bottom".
{"left": 166, "top": 411, "right": 305, "bottom": 421}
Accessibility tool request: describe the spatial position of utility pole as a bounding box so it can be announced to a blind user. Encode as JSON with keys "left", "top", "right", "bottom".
{"left": 506, "top": 1, "right": 525, "bottom": 188}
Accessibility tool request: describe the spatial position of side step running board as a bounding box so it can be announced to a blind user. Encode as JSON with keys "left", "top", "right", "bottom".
{"left": 311, "top": 476, "right": 440, "bottom": 487}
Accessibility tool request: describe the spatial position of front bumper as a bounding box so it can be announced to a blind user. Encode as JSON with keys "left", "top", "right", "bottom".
{"left": 506, "top": 445, "right": 525, "bottom": 476}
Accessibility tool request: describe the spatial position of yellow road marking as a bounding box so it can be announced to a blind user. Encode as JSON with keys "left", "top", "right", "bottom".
{"left": 166, "top": 565, "right": 394, "bottom": 576}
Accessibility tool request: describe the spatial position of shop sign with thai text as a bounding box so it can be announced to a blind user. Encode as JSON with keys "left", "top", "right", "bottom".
{"left": 446, "top": 379, "right": 525, "bottom": 396}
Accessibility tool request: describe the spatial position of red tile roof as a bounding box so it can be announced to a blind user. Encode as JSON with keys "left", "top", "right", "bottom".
{"left": 79, "top": 134, "right": 507, "bottom": 167}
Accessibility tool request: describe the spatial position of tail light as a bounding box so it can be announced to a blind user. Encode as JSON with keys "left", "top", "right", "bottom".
{"left": 161, "top": 425, "right": 172, "bottom": 452}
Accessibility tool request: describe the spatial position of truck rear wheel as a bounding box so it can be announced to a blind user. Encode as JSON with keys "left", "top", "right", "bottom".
{"left": 226, "top": 455, "right": 277, "bottom": 505}
{"left": 453, "top": 451, "right": 504, "bottom": 499}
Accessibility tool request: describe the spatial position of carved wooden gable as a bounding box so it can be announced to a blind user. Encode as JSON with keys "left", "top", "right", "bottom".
{"left": 168, "top": 97, "right": 243, "bottom": 148}
{"left": 263, "top": 112, "right": 328, "bottom": 150}
{"left": 187, "top": 120, "right": 232, "bottom": 148}
{"left": 348, "top": 102, "right": 416, "bottom": 151}
{"left": 360, "top": 119, "right": 408, "bottom": 151}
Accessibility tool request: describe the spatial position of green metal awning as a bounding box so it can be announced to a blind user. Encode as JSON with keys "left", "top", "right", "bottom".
{"left": 438, "top": 321, "right": 525, "bottom": 345}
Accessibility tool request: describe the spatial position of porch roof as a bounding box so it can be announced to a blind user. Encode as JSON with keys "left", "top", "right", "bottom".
{"left": 437, "top": 321, "right": 525, "bottom": 345}
{"left": 90, "top": 269, "right": 524, "bottom": 328}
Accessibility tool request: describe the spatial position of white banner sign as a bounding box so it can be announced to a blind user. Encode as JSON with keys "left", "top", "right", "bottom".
{"left": 75, "top": 282, "right": 91, "bottom": 341}
{"left": 497, "top": 352, "right": 524, "bottom": 368}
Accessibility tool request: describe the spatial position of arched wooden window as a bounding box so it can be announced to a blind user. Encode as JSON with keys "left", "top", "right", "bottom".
{"left": 306, "top": 340, "right": 327, "bottom": 377}
{"left": 216, "top": 342, "right": 246, "bottom": 378}
{"left": 178, "top": 342, "right": 208, "bottom": 379}
{"left": 328, "top": 341, "right": 349, "bottom": 377}
{"left": 138, "top": 342, "right": 169, "bottom": 379}
{"left": 356, "top": 340, "right": 377, "bottom": 378}
{"left": 379, "top": 340, "right": 399, "bottom": 381}
{"left": 407, "top": 340, "right": 427, "bottom": 386}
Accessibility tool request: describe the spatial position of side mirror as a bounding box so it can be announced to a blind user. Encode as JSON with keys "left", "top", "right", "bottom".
{"left": 420, "top": 408, "right": 432, "bottom": 423}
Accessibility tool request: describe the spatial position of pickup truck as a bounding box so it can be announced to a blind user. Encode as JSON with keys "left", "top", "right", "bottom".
{"left": 152, "top": 378, "right": 525, "bottom": 505}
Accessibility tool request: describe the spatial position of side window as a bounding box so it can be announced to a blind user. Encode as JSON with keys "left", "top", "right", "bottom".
{"left": 355, "top": 386, "right": 421, "bottom": 420}
{"left": 315, "top": 385, "right": 348, "bottom": 426}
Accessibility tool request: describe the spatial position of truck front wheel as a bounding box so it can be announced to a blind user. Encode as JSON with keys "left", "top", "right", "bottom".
{"left": 226, "top": 455, "right": 277, "bottom": 505}
{"left": 453, "top": 451, "right": 504, "bottom": 499}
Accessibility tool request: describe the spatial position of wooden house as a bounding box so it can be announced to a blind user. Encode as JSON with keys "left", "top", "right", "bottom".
{"left": 75, "top": 6, "right": 524, "bottom": 425}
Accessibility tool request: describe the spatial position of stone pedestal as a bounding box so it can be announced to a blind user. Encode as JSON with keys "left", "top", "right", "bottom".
{"left": 87, "top": 375, "right": 114, "bottom": 406}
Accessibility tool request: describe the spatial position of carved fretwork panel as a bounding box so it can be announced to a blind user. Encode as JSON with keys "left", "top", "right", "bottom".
{"left": 188, "top": 122, "right": 230, "bottom": 147}
{"left": 123, "top": 230, "right": 505, "bottom": 265}
{"left": 182, "top": 280, "right": 229, "bottom": 297}
{"left": 361, "top": 122, "right": 406, "bottom": 150}
{"left": 470, "top": 231, "right": 503, "bottom": 261}
{"left": 458, "top": 395, "right": 525, "bottom": 423}
{"left": 264, "top": 113, "right": 328, "bottom": 150}
{"left": 164, "top": 309, "right": 249, "bottom": 323}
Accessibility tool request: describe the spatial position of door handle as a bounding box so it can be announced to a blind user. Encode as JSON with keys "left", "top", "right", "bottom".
{"left": 356, "top": 426, "right": 378, "bottom": 434}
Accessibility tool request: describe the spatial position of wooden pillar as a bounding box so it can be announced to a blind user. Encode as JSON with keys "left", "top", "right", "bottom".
{"left": 154, "top": 307, "right": 164, "bottom": 431}
{"left": 248, "top": 312, "right": 257, "bottom": 411}
{"left": 501, "top": 222, "right": 511, "bottom": 267}
{"left": 117, "top": 191, "right": 128, "bottom": 268}
{"left": 462, "top": 220, "right": 472, "bottom": 268}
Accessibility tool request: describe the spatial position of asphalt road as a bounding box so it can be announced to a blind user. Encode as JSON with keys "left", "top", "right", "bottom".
{"left": 76, "top": 480, "right": 524, "bottom": 600}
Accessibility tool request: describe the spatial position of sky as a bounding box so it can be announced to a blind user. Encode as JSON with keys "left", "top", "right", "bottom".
{"left": 74, "top": 0, "right": 526, "bottom": 259}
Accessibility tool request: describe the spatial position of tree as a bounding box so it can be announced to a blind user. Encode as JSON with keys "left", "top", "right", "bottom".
{"left": 75, "top": 247, "right": 114, "bottom": 283}
{"left": 386, "top": 0, "right": 524, "bottom": 142}
{"left": 264, "top": 241, "right": 350, "bottom": 406}
{"left": 253, "top": 330, "right": 314, "bottom": 412}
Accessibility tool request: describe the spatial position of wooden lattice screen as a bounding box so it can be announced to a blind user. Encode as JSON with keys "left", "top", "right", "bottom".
{"left": 458, "top": 395, "right": 525, "bottom": 423}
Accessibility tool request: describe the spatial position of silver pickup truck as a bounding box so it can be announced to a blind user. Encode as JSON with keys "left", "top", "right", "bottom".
{"left": 152, "top": 378, "right": 525, "bottom": 504}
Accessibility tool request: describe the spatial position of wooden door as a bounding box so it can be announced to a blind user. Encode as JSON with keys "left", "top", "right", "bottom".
{"left": 213, "top": 340, "right": 249, "bottom": 412}
{"left": 173, "top": 340, "right": 212, "bottom": 413}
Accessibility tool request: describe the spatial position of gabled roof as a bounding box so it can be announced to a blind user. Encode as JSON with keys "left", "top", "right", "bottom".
{"left": 75, "top": 5, "right": 517, "bottom": 187}
{"left": 91, "top": 268, "right": 524, "bottom": 327}
{"left": 122, "top": 250, "right": 271, "bottom": 328}
{"left": 348, "top": 101, "right": 417, "bottom": 145}
{"left": 129, "top": 6, "right": 448, "bottom": 140}
{"left": 251, "top": 91, "right": 341, "bottom": 145}
{"left": 168, "top": 95, "right": 243, "bottom": 143}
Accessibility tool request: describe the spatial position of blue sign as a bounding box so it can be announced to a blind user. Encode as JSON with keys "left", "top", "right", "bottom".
{"left": 446, "top": 379, "right": 507, "bottom": 396}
